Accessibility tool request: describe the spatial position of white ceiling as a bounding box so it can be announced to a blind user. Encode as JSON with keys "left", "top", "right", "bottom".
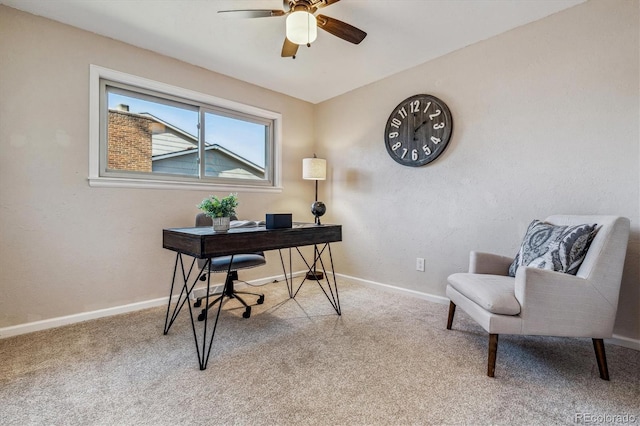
{"left": 1, "top": 0, "right": 584, "bottom": 104}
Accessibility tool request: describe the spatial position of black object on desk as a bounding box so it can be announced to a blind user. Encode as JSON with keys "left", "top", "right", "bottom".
{"left": 265, "top": 213, "right": 292, "bottom": 229}
{"left": 162, "top": 223, "right": 342, "bottom": 370}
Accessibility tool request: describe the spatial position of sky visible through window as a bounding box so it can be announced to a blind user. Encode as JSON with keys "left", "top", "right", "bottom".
{"left": 108, "top": 93, "right": 266, "bottom": 167}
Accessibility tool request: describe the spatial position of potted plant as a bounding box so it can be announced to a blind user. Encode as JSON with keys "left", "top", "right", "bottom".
{"left": 197, "top": 193, "right": 238, "bottom": 232}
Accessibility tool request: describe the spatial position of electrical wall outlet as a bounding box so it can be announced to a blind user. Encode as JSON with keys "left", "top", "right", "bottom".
{"left": 416, "top": 257, "right": 425, "bottom": 272}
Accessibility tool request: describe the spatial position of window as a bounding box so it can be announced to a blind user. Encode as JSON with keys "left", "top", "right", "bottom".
{"left": 89, "top": 65, "right": 282, "bottom": 191}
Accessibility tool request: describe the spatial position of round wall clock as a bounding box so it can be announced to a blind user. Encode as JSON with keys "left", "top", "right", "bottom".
{"left": 384, "top": 94, "right": 453, "bottom": 167}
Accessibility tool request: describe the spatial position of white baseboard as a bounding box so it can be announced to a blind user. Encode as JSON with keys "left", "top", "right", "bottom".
{"left": 335, "top": 273, "right": 450, "bottom": 305}
{"left": 607, "top": 334, "right": 640, "bottom": 351}
{"left": 2, "top": 272, "right": 639, "bottom": 352}
{"left": 336, "top": 274, "right": 640, "bottom": 351}
{"left": 0, "top": 296, "right": 172, "bottom": 339}
{"left": 0, "top": 271, "right": 301, "bottom": 339}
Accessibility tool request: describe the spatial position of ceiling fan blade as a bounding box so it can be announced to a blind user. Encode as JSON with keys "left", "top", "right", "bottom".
{"left": 217, "top": 9, "right": 286, "bottom": 19}
{"left": 281, "top": 38, "right": 299, "bottom": 58}
{"left": 316, "top": 14, "right": 367, "bottom": 44}
{"left": 315, "top": 0, "right": 341, "bottom": 9}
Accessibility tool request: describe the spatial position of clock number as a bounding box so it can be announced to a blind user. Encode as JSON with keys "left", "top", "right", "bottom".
{"left": 388, "top": 132, "right": 399, "bottom": 139}
{"left": 431, "top": 136, "right": 441, "bottom": 144}
{"left": 410, "top": 100, "right": 420, "bottom": 113}
{"left": 422, "top": 145, "right": 432, "bottom": 155}
{"left": 390, "top": 118, "right": 402, "bottom": 128}
{"left": 429, "top": 109, "right": 441, "bottom": 120}
{"left": 433, "top": 123, "right": 445, "bottom": 130}
{"left": 422, "top": 101, "right": 432, "bottom": 113}
{"left": 391, "top": 141, "right": 402, "bottom": 151}
{"left": 401, "top": 148, "right": 408, "bottom": 159}
{"left": 411, "top": 149, "right": 418, "bottom": 161}
{"left": 397, "top": 107, "right": 408, "bottom": 119}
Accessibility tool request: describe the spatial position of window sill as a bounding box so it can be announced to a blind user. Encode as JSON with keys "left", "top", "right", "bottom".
{"left": 88, "top": 176, "right": 283, "bottom": 193}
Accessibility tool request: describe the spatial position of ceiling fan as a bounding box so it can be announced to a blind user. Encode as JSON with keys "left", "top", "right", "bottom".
{"left": 218, "top": 0, "right": 367, "bottom": 59}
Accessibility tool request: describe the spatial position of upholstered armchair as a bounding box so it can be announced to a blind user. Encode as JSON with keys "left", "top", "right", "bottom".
{"left": 446, "top": 215, "right": 630, "bottom": 380}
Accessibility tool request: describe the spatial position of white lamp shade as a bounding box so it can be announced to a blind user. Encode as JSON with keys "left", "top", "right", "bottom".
{"left": 286, "top": 11, "right": 317, "bottom": 45}
{"left": 302, "top": 157, "right": 326, "bottom": 180}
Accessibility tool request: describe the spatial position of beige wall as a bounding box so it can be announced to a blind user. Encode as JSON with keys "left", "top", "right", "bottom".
{"left": 0, "top": 6, "right": 316, "bottom": 326}
{"left": 1, "top": 1, "right": 639, "bottom": 343}
{"left": 316, "top": 0, "right": 639, "bottom": 341}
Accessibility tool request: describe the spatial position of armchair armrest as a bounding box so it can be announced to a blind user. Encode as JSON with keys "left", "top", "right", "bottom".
{"left": 469, "top": 251, "right": 512, "bottom": 275}
{"left": 514, "top": 266, "right": 616, "bottom": 337}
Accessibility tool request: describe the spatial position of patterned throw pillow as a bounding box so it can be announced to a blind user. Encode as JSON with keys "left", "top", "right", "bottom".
{"left": 508, "top": 220, "right": 598, "bottom": 277}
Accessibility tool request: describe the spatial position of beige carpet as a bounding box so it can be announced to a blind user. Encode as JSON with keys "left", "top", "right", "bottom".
{"left": 1, "top": 277, "right": 638, "bottom": 425}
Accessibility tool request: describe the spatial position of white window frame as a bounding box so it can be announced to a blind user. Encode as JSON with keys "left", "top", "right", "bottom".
{"left": 89, "top": 65, "right": 283, "bottom": 192}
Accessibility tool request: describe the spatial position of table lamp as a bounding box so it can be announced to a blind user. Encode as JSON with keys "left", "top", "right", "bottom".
{"left": 302, "top": 155, "right": 326, "bottom": 225}
{"left": 302, "top": 155, "right": 327, "bottom": 280}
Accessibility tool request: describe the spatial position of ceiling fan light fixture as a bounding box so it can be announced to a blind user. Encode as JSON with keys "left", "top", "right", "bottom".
{"left": 286, "top": 10, "right": 317, "bottom": 45}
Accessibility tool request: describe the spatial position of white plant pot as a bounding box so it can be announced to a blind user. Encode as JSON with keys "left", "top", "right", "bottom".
{"left": 212, "top": 217, "right": 230, "bottom": 233}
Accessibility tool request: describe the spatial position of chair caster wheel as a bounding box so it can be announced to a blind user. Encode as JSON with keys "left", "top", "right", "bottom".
{"left": 198, "top": 310, "right": 206, "bottom": 321}
{"left": 257, "top": 295, "right": 265, "bottom": 304}
{"left": 199, "top": 275, "right": 207, "bottom": 281}
{"left": 243, "top": 307, "right": 251, "bottom": 319}
{"left": 194, "top": 299, "right": 202, "bottom": 308}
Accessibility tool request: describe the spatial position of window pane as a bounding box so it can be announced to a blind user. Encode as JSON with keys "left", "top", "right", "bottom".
{"left": 106, "top": 89, "right": 199, "bottom": 177}
{"left": 96, "top": 69, "right": 279, "bottom": 190}
{"left": 203, "top": 111, "right": 267, "bottom": 180}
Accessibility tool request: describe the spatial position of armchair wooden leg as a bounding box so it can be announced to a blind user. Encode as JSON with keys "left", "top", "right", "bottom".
{"left": 446, "top": 301, "right": 456, "bottom": 330}
{"left": 592, "top": 338, "right": 610, "bottom": 380}
{"left": 488, "top": 334, "right": 499, "bottom": 378}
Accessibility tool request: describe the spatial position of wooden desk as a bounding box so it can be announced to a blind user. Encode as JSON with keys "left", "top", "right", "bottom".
{"left": 163, "top": 223, "right": 342, "bottom": 257}
{"left": 162, "top": 223, "right": 342, "bottom": 370}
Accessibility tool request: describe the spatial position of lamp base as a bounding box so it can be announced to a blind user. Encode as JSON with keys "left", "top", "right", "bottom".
{"left": 311, "top": 201, "right": 326, "bottom": 225}
{"left": 306, "top": 271, "right": 324, "bottom": 280}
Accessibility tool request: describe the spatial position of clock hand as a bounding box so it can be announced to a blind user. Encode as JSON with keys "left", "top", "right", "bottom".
{"left": 414, "top": 120, "right": 428, "bottom": 133}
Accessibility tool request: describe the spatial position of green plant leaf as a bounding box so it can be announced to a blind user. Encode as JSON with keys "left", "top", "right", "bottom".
{"left": 197, "top": 193, "right": 238, "bottom": 218}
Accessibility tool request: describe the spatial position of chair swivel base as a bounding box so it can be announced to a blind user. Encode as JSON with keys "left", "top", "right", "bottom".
{"left": 194, "top": 271, "right": 264, "bottom": 320}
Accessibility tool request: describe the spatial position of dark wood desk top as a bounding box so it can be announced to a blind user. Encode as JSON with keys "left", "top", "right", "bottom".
{"left": 163, "top": 223, "right": 342, "bottom": 258}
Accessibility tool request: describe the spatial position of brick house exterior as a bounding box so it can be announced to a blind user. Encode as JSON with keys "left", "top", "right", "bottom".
{"left": 107, "top": 109, "right": 153, "bottom": 172}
